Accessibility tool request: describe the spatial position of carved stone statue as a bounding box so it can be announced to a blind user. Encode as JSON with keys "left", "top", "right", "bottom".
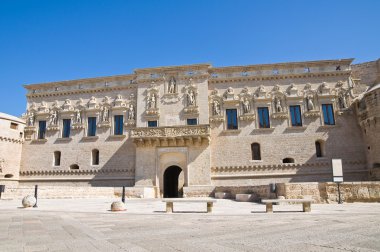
{"left": 74, "top": 110, "right": 82, "bottom": 124}
{"left": 101, "top": 106, "right": 109, "bottom": 122}
{"left": 148, "top": 94, "right": 157, "bottom": 109}
{"left": 128, "top": 104, "right": 135, "bottom": 120}
{"left": 275, "top": 97, "right": 283, "bottom": 113}
{"left": 227, "top": 87, "right": 234, "bottom": 94}
{"left": 213, "top": 100, "right": 221, "bottom": 116}
{"left": 49, "top": 110, "right": 58, "bottom": 126}
{"left": 27, "top": 113, "right": 35, "bottom": 126}
{"left": 168, "top": 77, "right": 176, "bottom": 93}
{"left": 306, "top": 95, "right": 315, "bottom": 111}
{"left": 188, "top": 90, "right": 196, "bottom": 106}
{"left": 242, "top": 98, "right": 251, "bottom": 114}
{"left": 338, "top": 93, "right": 348, "bottom": 109}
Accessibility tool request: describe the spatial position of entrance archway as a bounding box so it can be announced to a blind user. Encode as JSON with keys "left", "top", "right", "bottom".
{"left": 163, "top": 166, "right": 183, "bottom": 198}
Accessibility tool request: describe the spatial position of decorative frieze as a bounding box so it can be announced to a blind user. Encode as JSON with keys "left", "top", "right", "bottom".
{"left": 131, "top": 125, "right": 210, "bottom": 147}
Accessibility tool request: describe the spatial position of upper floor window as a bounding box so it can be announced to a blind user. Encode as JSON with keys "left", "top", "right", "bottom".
{"left": 114, "top": 115, "right": 124, "bottom": 135}
{"left": 322, "top": 104, "right": 335, "bottom": 125}
{"left": 187, "top": 118, "right": 197, "bottom": 126}
{"left": 251, "top": 143, "right": 261, "bottom": 160}
{"left": 92, "top": 149, "right": 99, "bottom": 165}
{"left": 148, "top": 120, "right": 158, "bottom": 127}
{"left": 258, "top": 107, "right": 270, "bottom": 128}
{"left": 88, "top": 117, "right": 97, "bottom": 136}
{"left": 54, "top": 151, "right": 61, "bottom": 166}
{"left": 38, "top": 121, "right": 46, "bottom": 139}
{"left": 226, "top": 109, "right": 238, "bottom": 130}
{"left": 10, "top": 122, "right": 18, "bottom": 130}
{"left": 289, "top": 105, "right": 302, "bottom": 126}
{"left": 62, "top": 119, "right": 71, "bottom": 138}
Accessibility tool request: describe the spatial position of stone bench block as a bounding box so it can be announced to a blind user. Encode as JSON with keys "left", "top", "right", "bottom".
{"left": 214, "top": 192, "right": 231, "bottom": 199}
{"left": 235, "top": 194, "right": 256, "bottom": 202}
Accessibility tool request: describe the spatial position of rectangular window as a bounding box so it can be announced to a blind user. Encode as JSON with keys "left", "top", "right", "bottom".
{"left": 258, "top": 107, "right": 270, "bottom": 128}
{"left": 187, "top": 118, "right": 197, "bottom": 126}
{"left": 87, "top": 117, "right": 97, "bottom": 136}
{"left": 62, "top": 119, "right": 71, "bottom": 138}
{"left": 148, "top": 120, "right": 158, "bottom": 127}
{"left": 322, "top": 104, "right": 335, "bottom": 125}
{"left": 10, "top": 122, "right": 18, "bottom": 130}
{"left": 289, "top": 105, "right": 302, "bottom": 126}
{"left": 226, "top": 109, "right": 238, "bottom": 130}
{"left": 38, "top": 121, "right": 46, "bottom": 139}
{"left": 114, "top": 115, "right": 124, "bottom": 135}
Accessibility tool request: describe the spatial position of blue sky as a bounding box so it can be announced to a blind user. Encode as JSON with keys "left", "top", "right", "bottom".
{"left": 0, "top": 0, "right": 379, "bottom": 116}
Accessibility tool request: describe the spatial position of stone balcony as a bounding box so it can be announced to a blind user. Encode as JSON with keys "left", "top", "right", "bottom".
{"left": 131, "top": 125, "right": 210, "bottom": 147}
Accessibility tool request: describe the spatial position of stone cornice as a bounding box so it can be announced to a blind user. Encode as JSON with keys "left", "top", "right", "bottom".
{"left": 134, "top": 63, "right": 211, "bottom": 74}
{"left": 210, "top": 58, "right": 354, "bottom": 72}
{"left": 20, "top": 168, "right": 134, "bottom": 176}
{"left": 0, "top": 136, "right": 24, "bottom": 144}
{"left": 208, "top": 71, "right": 351, "bottom": 84}
{"left": 26, "top": 84, "right": 138, "bottom": 98}
{"left": 24, "top": 74, "right": 135, "bottom": 90}
{"left": 23, "top": 59, "right": 354, "bottom": 91}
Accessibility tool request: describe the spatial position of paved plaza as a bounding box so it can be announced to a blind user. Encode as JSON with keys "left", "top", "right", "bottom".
{"left": 0, "top": 198, "right": 379, "bottom": 252}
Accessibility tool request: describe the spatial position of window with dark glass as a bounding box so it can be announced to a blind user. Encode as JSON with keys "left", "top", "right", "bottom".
{"left": 148, "top": 120, "right": 158, "bottom": 127}
{"left": 322, "top": 104, "right": 335, "bottom": 125}
{"left": 114, "top": 115, "right": 124, "bottom": 135}
{"left": 92, "top": 149, "right": 99, "bottom": 165}
{"left": 54, "top": 151, "right": 61, "bottom": 166}
{"left": 226, "top": 109, "right": 238, "bottom": 130}
{"left": 251, "top": 143, "right": 261, "bottom": 160}
{"left": 187, "top": 118, "right": 197, "bottom": 126}
{"left": 38, "top": 121, "right": 46, "bottom": 139}
{"left": 289, "top": 105, "right": 302, "bottom": 126}
{"left": 87, "top": 117, "right": 97, "bottom": 136}
{"left": 258, "top": 107, "right": 270, "bottom": 128}
{"left": 283, "top": 158, "right": 295, "bottom": 163}
{"left": 62, "top": 119, "right": 71, "bottom": 138}
{"left": 315, "top": 141, "right": 323, "bottom": 157}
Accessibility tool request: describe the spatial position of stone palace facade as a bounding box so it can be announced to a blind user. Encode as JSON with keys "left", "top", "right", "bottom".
{"left": 1, "top": 58, "right": 379, "bottom": 198}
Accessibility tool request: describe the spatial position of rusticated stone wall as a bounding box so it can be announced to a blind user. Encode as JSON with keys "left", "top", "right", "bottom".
{"left": 276, "top": 181, "right": 380, "bottom": 203}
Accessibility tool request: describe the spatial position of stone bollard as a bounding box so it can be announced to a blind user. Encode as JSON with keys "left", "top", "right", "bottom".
{"left": 111, "top": 201, "right": 126, "bottom": 212}
{"left": 22, "top": 195, "right": 37, "bottom": 208}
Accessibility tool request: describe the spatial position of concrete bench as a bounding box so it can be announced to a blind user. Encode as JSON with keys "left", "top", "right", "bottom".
{"left": 261, "top": 199, "right": 314, "bottom": 213}
{"left": 162, "top": 198, "right": 217, "bottom": 213}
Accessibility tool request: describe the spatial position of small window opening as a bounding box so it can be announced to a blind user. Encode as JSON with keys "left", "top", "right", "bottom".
{"left": 251, "top": 143, "right": 261, "bottom": 160}
{"left": 315, "top": 141, "right": 323, "bottom": 158}
{"left": 54, "top": 151, "right": 61, "bottom": 166}
{"left": 92, "top": 149, "right": 99, "bottom": 165}
{"left": 70, "top": 164, "right": 79, "bottom": 170}
{"left": 283, "top": 158, "right": 294, "bottom": 164}
{"left": 4, "top": 174, "right": 14, "bottom": 178}
{"left": 10, "top": 122, "right": 18, "bottom": 130}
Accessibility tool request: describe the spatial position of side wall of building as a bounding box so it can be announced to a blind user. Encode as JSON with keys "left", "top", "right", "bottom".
{"left": 0, "top": 114, "right": 25, "bottom": 186}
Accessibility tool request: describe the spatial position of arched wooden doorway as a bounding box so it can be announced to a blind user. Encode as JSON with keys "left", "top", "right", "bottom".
{"left": 163, "top": 166, "right": 183, "bottom": 198}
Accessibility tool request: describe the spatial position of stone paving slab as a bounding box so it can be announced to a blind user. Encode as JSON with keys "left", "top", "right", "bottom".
{"left": 0, "top": 198, "right": 379, "bottom": 251}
